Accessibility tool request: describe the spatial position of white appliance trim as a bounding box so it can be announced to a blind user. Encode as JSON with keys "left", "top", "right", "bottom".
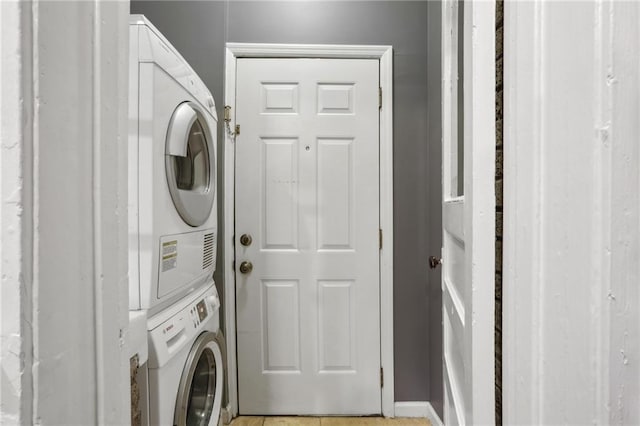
{"left": 223, "top": 43, "right": 394, "bottom": 418}
{"left": 394, "top": 402, "right": 444, "bottom": 426}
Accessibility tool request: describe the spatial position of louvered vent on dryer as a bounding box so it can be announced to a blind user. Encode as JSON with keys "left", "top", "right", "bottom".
{"left": 202, "top": 233, "right": 215, "bottom": 269}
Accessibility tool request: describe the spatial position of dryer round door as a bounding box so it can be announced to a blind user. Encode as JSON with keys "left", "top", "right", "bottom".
{"left": 175, "top": 331, "right": 223, "bottom": 426}
{"left": 165, "top": 102, "right": 216, "bottom": 227}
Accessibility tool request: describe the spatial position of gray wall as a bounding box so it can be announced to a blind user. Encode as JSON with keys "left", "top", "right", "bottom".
{"left": 425, "top": 0, "right": 443, "bottom": 416}
{"left": 131, "top": 0, "right": 442, "bottom": 412}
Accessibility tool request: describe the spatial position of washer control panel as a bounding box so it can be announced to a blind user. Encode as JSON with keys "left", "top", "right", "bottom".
{"left": 147, "top": 286, "right": 220, "bottom": 369}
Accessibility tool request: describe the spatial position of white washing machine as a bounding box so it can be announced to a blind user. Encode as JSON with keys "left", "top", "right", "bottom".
{"left": 147, "top": 282, "right": 224, "bottom": 426}
{"left": 129, "top": 15, "right": 218, "bottom": 316}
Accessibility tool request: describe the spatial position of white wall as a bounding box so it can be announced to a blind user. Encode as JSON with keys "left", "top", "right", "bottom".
{"left": 504, "top": 1, "right": 640, "bottom": 424}
{"left": 0, "top": 1, "right": 130, "bottom": 423}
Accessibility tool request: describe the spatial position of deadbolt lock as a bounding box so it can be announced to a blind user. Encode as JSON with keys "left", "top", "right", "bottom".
{"left": 240, "top": 234, "right": 252, "bottom": 246}
{"left": 429, "top": 256, "right": 443, "bottom": 269}
{"left": 239, "top": 261, "right": 253, "bottom": 274}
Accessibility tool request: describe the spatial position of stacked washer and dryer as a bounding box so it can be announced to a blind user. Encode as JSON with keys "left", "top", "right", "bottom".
{"left": 128, "top": 15, "right": 225, "bottom": 426}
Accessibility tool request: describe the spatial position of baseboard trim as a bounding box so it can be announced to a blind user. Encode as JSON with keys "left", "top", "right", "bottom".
{"left": 394, "top": 402, "right": 443, "bottom": 426}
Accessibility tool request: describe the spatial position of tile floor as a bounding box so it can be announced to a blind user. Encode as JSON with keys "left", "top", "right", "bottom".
{"left": 230, "top": 417, "right": 431, "bottom": 426}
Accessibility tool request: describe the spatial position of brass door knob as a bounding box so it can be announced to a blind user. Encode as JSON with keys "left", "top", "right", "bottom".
{"left": 239, "top": 261, "right": 253, "bottom": 274}
{"left": 240, "top": 234, "right": 252, "bottom": 246}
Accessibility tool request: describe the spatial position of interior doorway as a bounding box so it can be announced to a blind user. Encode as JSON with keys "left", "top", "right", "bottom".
{"left": 223, "top": 43, "right": 395, "bottom": 418}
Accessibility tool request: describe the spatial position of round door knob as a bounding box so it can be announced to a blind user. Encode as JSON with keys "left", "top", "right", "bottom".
{"left": 239, "top": 261, "right": 253, "bottom": 274}
{"left": 240, "top": 234, "right": 252, "bottom": 247}
{"left": 429, "top": 256, "right": 443, "bottom": 269}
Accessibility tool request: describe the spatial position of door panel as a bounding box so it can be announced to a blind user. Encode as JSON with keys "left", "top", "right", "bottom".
{"left": 261, "top": 138, "right": 299, "bottom": 249}
{"left": 442, "top": 0, "right": 496, "bottom": 424}
{"left": 317, "top": 138, "right": 354, "bottom": 250}
{"left": 235, "top": 58, "right": 380, "bottom": 415}
{"left": 261, "top": 280, "right": 300, "bottom": 372}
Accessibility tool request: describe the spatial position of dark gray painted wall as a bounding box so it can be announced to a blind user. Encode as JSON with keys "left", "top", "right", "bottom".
{"left": 426, "top": 0, "right": 444, "bottom": 417}
{"left": 131, "top": 0, "right": 442, "bottom": 411}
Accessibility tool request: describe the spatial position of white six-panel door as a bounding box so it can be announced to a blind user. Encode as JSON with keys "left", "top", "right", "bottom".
{"left": 235, "top": 58, "right": 381, "bottom": 415}
{"left": 442, "top": 1, "right": 495, "bottom": 425}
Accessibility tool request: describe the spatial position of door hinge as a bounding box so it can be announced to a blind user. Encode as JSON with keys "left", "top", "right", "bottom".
{"left": 379, "top": 229, "right": 383, "bottom": 250}
{"left": 378, "top": 87, "right": 382, "bottom": 110}
{"left": 380, "top": 367, "right": 384, "bottom": 388}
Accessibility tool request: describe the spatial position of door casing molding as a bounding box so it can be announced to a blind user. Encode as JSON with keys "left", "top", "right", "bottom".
{"left": 223, "top": 43, "right": 394, "bottom": 418}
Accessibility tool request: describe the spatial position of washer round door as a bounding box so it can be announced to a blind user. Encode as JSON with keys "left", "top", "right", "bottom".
{"left": 174, "top": 332, "right": 223, "bottom": 426}
{"left": 165, "top": 102, "right": 216, "bottom": 227}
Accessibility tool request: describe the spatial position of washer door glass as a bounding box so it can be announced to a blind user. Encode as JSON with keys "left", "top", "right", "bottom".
{"left": 165, "top": 102, "right": 216, "bottom": 227}
{"left": 186, "top": 349, "right": 216, "bottom": 426}
{"left": 175, "top": 332, "right": 223, "bottom": 426}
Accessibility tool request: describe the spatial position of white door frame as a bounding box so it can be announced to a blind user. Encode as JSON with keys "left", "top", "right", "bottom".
{"left": 503, "top": 2, "right": 640, "bottom": 424}
{"left": 1, "top": 1, "right": 130, "bottom": 423}
{"left": 223, "top": 43, "right": 394, "bottom": 418}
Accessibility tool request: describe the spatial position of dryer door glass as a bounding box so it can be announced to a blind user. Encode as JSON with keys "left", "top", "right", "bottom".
{"left": 186, "top": 348, "right": 216, "bottom": 426}
{"left": 165, "top": 102, "right": 216, "bottom": 227}
{"left": 174, "top": 120, "right": 210, "bottom": 193}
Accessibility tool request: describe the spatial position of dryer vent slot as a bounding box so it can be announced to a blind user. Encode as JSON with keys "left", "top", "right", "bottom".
{"left": 202, "top": 233, "right": 215, "bottom": 269}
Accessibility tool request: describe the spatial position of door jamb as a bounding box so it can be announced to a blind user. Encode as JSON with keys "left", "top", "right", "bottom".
{"left": 223, "top": 43, "right": 394, "bottom": 418}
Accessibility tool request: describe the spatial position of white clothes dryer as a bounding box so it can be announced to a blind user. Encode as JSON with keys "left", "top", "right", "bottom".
{"left": 129, "top": 15, "right": 218, "bottom": 316}
{"left": 147, "top": 282, "right": 224, "bottom": 426}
